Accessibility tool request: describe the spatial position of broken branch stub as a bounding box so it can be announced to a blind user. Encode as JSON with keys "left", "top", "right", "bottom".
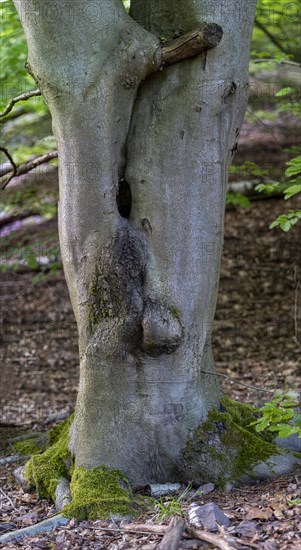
{"left": 154, "top": 24, "right": 223, "bottom": 69}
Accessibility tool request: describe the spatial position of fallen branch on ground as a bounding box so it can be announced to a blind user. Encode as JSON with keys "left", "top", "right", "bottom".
{"left": 187, "top": 527, "right": 237, "bottom": 550}
{"left": 157, "top": 516, "right": 186, "bottom": 550}
{"left": 95, "top": 523, "right": 238, "bottom": 550}
{"left": 0, "top": 487, "right": 17, "bottom": 511}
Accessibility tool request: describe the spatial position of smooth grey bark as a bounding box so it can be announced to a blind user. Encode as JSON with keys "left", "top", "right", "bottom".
{"left": 13, "top": 0, "right": 257, "bottom": 486}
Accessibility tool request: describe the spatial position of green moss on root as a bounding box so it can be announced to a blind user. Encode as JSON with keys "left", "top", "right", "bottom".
{"left": 25, "top": 415, "right": 74, "bottom": 500}
{"left": 22, "top": 416, "right": 149, "bottom": 520}
{"left": 12, "top": 435, "right": 48, "bottom": 457}
{"left": 63, "top": 466, "right": 146, "bottom": 520}
{"left": 184, "top": 395, "right": 279, "bottom": 485}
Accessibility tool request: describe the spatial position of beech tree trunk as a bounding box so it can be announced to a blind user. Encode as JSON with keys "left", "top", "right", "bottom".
{"left": 14, "top": 0, "right": 257, "bottom": 487}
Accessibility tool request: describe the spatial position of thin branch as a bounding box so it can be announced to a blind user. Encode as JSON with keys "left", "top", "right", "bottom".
{"left": 253, "top": 59, "right": 300, "bottom": 67}
{"left": 293, "top": 265, "right": 300, "bottom": 345}
{"left": 255, "top": 19, "right": 289, "bottom": 56}
{"left": 0, "top": 487, "right": 17, "bottom": 511}
{"left": 200, "top": 370, "right": 274, "bottom": 394}
{"left": 0, "top": 210, "right": 39, "bottom": 229}
{"left": 0, "top": 89, "right": 41, "bottom": 119}
{"left": 0, "top": 147, "right": 17, "bottom": 187}
{"left": 1, "top": 150, "right": 58, "bottom": 190}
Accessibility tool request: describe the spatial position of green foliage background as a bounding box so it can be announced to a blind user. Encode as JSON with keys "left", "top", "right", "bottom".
{"left": 0, "top": 0, "right": 45, "bottom": 112}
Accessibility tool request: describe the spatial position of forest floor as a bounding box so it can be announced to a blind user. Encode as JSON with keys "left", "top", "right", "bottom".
{"left": 0, "top": 117, "right": 301, "bottom": 548}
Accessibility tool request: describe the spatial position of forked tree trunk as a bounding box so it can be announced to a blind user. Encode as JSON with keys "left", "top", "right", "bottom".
{"left": 14, "top": 0, "right": 257, "bottom": 487}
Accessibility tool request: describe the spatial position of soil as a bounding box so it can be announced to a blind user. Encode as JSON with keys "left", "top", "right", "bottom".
{"left": 0, "top": 118, "right": 301, "bottom": 548}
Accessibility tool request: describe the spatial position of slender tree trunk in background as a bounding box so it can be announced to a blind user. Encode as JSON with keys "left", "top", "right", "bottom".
{"left": 13, "top": 0, "right": 257, "bottom": 487}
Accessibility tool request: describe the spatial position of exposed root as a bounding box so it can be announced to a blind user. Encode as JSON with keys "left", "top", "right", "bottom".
{"left": 0, "top": 455, "right": 28, "bottom": 466}
{"left": 0, "top": 514, "right": 69, "bottom": 545}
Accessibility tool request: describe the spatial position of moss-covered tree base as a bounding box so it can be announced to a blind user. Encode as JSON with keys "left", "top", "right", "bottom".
{"left": 19, "top": 396, "right": 299, "bottom": 519}
{"left": 22, "top": 416, "right": 149, "bottom": 520}
{"left": 63, "top": 466, "right": 147, "bottom": 520}
{"left": 183, "top": 395, "right": 297, "bottom": 486}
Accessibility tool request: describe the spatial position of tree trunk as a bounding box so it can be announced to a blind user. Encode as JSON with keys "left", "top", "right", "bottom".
{"left": 13, "top": 0, "right": 257, "bottom": 488}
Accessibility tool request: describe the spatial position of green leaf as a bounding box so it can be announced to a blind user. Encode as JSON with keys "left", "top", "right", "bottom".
{"left": 275, "top": 87, "right": 294, "bottom": 97}
{"left": 285, "top": 157, "right": 301, "bottom": 178}
{"left": 280, "top": 220, "right": 292, "bottom": 232}
{"left": 255, "top": 182, "right": 280, "bottom": 195}
{"left": 254, "top": 418, "right": 270, "bottom": 432}
{"left": 287, "top": 498, "right": 301, "bottom": 507}
{"left": 226, "top": 193, "right": 252, "bottom": 208}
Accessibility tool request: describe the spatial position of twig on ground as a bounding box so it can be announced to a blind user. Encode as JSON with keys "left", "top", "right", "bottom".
{"left": 0, "top": 89, "right": 41, "bottom": 119}
{"left": 92, "top": 524, "right": 166, "bottom": 537}
{"left": 0, "top": 487, "right": 17, "bottom": 511}
{"left": 95, "top": 523, "right": 237, "bottom": 549}
{"left": 123, "top": 524, "right": 167, "bottom": 536}
{"left": 236, "top": 539, "right": 260, "bottom": 549}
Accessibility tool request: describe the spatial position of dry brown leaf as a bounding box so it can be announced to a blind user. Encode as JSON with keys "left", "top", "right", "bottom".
{"left": 246, "top": 508, "right": 273, "bottom": 520}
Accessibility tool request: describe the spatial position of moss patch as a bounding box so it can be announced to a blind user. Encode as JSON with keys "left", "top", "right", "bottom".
{"left": 12, "top": 434, "right": 48, "bottom": 457}
{"left": 169, "top": 305, "right": 181, "bottom": 320}
{"left": 63, "top": 466, "right": 146, "bottom": 520}
{"left": 25, "top": 415, "right": 74, "bottom": 500}
{"left": 22, "top": 416, "right": 149, "bottom": 520}
{"left": 184, "top": 395, "right": 279, "bottom": 486}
